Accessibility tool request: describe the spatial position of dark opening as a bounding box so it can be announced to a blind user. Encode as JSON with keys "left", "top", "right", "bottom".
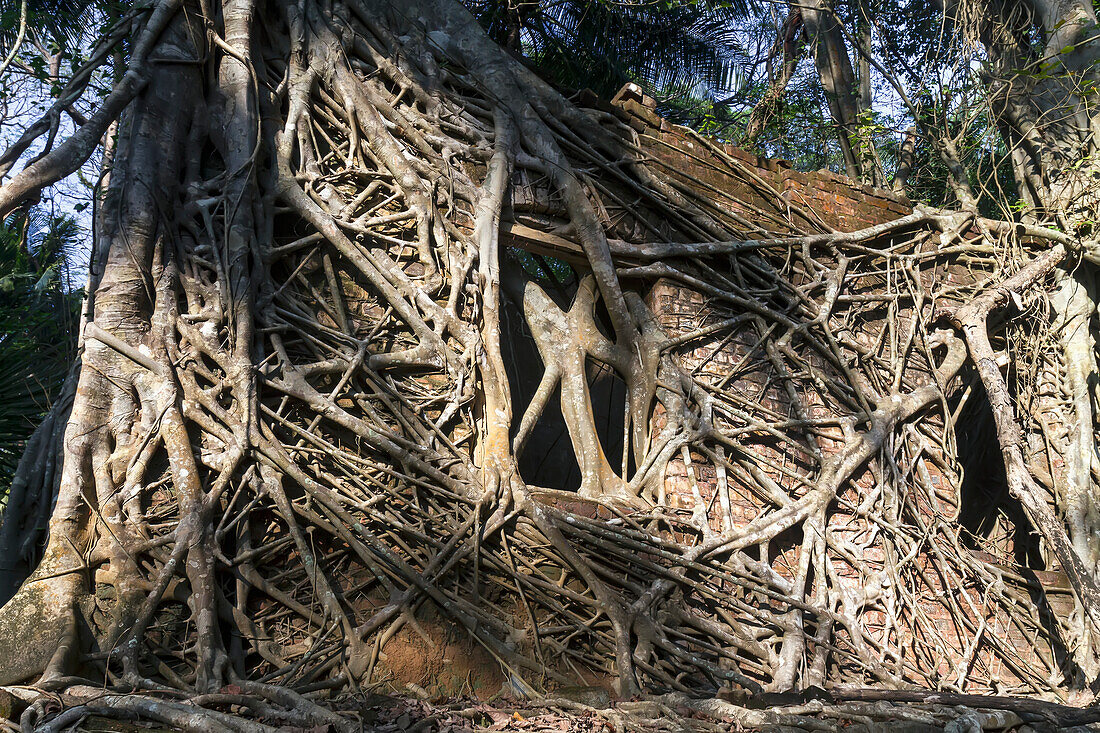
{"left": 954, "top": 382, "right": 1043, "bottom": 568}
{"left": 587, "top": 358, "right": 633, "bottom": 479}
{"left": 500, "top": 251, "right": 631, "bottom": 491}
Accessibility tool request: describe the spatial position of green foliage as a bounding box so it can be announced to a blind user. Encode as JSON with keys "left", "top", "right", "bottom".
{"left": 464, "top": 0, "right": 754, "bottom": 99}
{"left": 739, "top": 73, "right": 847, "bottom": 173}
{"left": 654, "top": 82, "right": 747, "bottom": 136}
{"left": 507, "top": 246, "right": 575, "bottom": 292}
{"left": 891, "top": 101, "right": 1019, "bottom": 216}
{"left": 0, "top": 209, "right": 80, "bottom": 497}
{"left": 0, "top": 0, "right": 104, "bottom": 49}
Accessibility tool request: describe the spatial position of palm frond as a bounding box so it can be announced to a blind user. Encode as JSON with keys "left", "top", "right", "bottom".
{"left": 466, "top": 0, "right": 756, "bottom": 99}
{"left": 0, "top": 0, "right": 103, "bottom": 51}
{"left": 0, "top": 209, "right": 80, "bottom": 496}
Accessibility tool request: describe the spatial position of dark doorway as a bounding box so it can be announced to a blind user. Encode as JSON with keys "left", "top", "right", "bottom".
{"left": 954, "top": 383, "right": 1044, "bottom": 569}
{"left": 499, "top": 254, "right": 630, "bottom": 491}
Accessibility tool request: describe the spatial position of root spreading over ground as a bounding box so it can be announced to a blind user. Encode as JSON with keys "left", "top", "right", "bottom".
{"left": 1, "top": 0, "right": 1100, "bottom": 728}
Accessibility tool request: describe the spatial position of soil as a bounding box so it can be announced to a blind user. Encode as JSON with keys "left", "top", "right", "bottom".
{"left": 377, "top": 616, "right": 507, "bottom": 700}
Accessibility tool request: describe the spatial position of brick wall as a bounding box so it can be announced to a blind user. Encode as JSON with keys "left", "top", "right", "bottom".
{"left": 606, "top": 83, "right": 912, "bottom": 236}
{"left": 602, "top": 85, "right": 1073, "bottom": 690}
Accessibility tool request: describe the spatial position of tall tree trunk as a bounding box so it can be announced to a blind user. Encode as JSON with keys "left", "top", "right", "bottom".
{"left": 969, "top": 0, "right": 1100, "bottom": 220}
{"left": 801, "top": 0, "right": 884, "bottom": 185}
{"left": 891, "top": 125, "right": 916, "bottom": 193}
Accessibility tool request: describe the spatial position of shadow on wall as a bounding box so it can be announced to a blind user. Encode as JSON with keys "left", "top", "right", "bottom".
{"left": 499, "top": 267, "right": 633, "bottom": 492}
{"left": 953, "top": 379, "right": 1044, "bottom": 569}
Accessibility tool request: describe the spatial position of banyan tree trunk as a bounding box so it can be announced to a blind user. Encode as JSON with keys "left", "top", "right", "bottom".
{"left": 1, "top": 0, "right": 1099, "bottom": 720}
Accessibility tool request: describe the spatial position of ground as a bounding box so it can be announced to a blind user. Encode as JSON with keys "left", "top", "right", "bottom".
{"left": 5, "top": 686, "right": 1100, "bottom": 731}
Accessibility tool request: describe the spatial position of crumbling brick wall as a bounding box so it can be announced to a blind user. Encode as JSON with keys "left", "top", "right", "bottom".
{"left": 608, "top": 83, "right": 912, "bottom": 235}
{"left": 606, "top": 85, "right": 1076, "bottom": 689}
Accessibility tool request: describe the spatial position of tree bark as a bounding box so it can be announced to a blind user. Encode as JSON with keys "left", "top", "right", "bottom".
{"left": 966, "top": 0, "right": 1100, "bottom": 221}
{"left": 800, "top": 0, "right": 884, "bottom": 186}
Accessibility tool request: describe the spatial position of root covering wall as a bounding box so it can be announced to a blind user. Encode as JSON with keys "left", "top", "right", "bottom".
{"left": 602, "top": 86, "right": 1077, "bottom": 690}
{"left": 2, "top": 0, "right": 1092, "bottom": 712}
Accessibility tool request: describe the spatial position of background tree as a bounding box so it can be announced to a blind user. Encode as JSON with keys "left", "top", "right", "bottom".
{"left": 464, "top": 0, "right": 749, "bottom": 100}
{"left": 0, "top": 209, "right": 79, "bottom": 501}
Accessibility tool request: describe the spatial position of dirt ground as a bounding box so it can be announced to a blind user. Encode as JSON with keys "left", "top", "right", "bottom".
{"left": 6, "top": 685, "right": 1100, "bottom": 731}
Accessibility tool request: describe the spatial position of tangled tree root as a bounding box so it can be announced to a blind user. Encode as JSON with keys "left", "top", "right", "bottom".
{"left": 0, "top": 0, "right": 1100, "bottom": 716}
{"left": 5, "top": 685, "right": 1100, "bottom": 732}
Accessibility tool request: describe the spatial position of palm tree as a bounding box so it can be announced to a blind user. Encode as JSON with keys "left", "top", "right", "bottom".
{"left": 0, "top": 209, "right": 80, "bottom": 501}
{"left": 464, "top": 0, "right": 751, "bottom": 100}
